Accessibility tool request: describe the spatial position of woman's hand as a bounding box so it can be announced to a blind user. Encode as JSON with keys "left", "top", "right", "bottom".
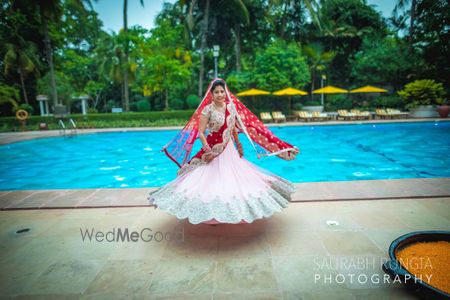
{"left": 204, "top": 152, "right": 215, "bottom": 162}
{"left": 202, "top": 144, "right": 215, "bottom": 162}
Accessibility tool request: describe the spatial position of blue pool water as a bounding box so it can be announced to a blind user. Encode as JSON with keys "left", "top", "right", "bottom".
{"left": 1, "top": 121, "right": 449, "bottom": 190}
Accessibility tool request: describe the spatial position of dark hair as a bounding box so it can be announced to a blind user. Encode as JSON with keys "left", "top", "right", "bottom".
{"left": 211, "top": 79, "right": 225, "bottom": 92}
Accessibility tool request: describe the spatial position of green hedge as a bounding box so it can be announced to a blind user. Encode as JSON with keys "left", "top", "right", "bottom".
{"left": 0, "top": 110, "right": 195, "bottom": 132}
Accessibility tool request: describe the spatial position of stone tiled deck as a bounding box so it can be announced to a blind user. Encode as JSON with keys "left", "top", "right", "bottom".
{"left": 1, "top": 197, "right": 449, "bottom": 299}
{"left": 1, "top": 119, "right": 449, "bottom": 299}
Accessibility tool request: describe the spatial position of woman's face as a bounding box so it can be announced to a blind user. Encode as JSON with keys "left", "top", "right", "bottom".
{"left": 212, "top": 85, "right": 225, "bottom": 103}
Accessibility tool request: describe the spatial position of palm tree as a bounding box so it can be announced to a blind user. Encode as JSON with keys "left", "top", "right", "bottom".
{"left": 198, "top": 0, "right": 210, "bottom": 97}
{"left": 35, "top": 0, "right": 63, "bottom": 108}
{"left": 34, "top": 0, "right": 95, "bottom": 108}
{"left": 227, "top": 0, "right": 249, "bottom": 72}
{"left": 302, "top": 43, "right": 335, "bottom": 99}
{"left": 393, "top": 0, "right": 416, "bottom": 53}
{"left": 3, "top": 41, "right": 41, "bottom": 105}
{"left": 0, "top": 83, "right": 20, "bottom": 111}
{"left": 123, "top": 0, "right": 145, "bottom": 112}
{"left": 97, "top": 32, "right": 137, "bottom": 110}
{"left": 268, "top": 0, "right": 323, "bottom": 37}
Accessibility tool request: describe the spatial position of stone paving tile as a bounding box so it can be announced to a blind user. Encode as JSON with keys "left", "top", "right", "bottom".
{"left": 82, "top": 259, "right": 158, "bottom": 296}
{"left": 266, "top": 231, "right": 328, "bottom": 256}
{"left": 315, "top": 230, "right": 385, "bottom": 256}
{"left": 10, "top": 190, "right": 67, "bottom": 209}
{"left": 217, "top": 234, "right": 270, "bottom": 259}
{"left": 363, "top": 229, "right": 414, "bottom": 256}
{"left": 0, "top": 190, "right": 37, "bottom": 209}
{"left": 271, "top": 255, "right": 349, "bottom": 293}
{"left": 42, "top": 189, "right": 99, "bottom": 208}
{"left": 215, "top": 257, "right": 279, "bottom": 293}
{"left": 23, "top": 259, "right": 106, "bottom": 295}
{"left": 147, "top": 257, "right": 216, "bottom": 295}
{"left": 415, "top": 197, "right": 450, "bottom": 219}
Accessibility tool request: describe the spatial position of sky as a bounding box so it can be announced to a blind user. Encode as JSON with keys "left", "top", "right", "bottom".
{"left": 92, "top": 0, "right": 397, "bottom": 33}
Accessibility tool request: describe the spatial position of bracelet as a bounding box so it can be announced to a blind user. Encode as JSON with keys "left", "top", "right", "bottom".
{"left": 202, "top": 144, "right": 212, "bottom": 152}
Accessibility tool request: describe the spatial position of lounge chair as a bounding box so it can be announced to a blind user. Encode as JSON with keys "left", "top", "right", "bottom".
{"left": 272, "top": 111, "right": 286, "bottom": 123}
{"left": 337, "top": 109, "right": 357, "bottom": 121}
{"left": 312, "top": 111, "right": 331, "bottom": 121}
{"left": 375, "top": 108, "right": 391, "bottom": 119}
{"left": 386, "top": 108, "right": 409, "bottom": 119}
{"left": 350, "top": 109, "right": 371, "bottom": 120}
{"left": 296, "top": 111, "right": 313, "bottom": 122}
{"left": 260, "top": 112, "right": 273, "bottom": 123}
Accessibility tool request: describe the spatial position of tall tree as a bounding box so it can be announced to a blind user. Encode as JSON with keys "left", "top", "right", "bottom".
{"left": 198, "top": 0, "right": 210, "bottom": 97}
{"left": 227, "top": 0, "right": 249, "bottom": 72}
{"left": 35, "top": 0, "right": 63, "bottom": 108}
{"left": 302, "top": 43, "right": 335, "bottom": 98}
{"left": 394, "top": 0, "right": 417, "bottom": 53}
{"left": 123, "top": 0, "right": 145, "bottom": 112}
{"left": 3, "top": 41, "right": 41, "bottom": 104}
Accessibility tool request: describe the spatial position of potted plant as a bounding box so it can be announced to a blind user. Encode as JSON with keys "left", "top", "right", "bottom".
{"left": 398, "top": 79, "right": 445, "bottom": 118}
{"left": 436, "top": 98, "right": 449, "bottom": 118}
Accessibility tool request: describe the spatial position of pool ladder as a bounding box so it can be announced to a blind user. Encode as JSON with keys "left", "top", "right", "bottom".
{"left": 58, "top": 118, "right": 78, "bottom": 137}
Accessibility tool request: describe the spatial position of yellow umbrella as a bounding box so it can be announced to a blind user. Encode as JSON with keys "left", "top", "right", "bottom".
{"left": 273, "top": 87, "right": 308, "bottom": 112}
{"left": 237, "top": 88, "right": 271, "bottom": 108}
{"left": 312, "top": 85, "right": 348, "bottom": 109}
{"left": 312, "top": 85, "right": 348, "bottom": 94}
{"left": 350, "top": 85, "right": 388, "bottom": 93}
{"left": 237, "top": 88, "right": 271, "bottom": 96}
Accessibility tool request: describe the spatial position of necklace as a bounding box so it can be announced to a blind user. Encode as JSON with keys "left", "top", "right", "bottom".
{"left": 212, "top": 101, "right": 226, "bottom": 112}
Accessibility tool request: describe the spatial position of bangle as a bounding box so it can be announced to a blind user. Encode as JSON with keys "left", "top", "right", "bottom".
{"left": 202, "top": 144, "right": 212, "bottom": 152}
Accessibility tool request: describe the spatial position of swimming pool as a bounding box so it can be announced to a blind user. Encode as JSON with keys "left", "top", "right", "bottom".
{"left": 1, "top": 121, "right": 449, "bottom": 190}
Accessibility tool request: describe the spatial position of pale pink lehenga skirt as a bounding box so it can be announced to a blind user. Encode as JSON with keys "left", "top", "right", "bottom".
{"left": 147, "top": 139, "right": 296, "bottom": 224}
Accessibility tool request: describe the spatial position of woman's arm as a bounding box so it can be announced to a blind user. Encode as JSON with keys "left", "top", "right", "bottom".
{"left": 198, "top": 115, "right": 209, "bottom": 147}
{"left": 199, "top": 114, "right": 214, "bottom": 161}
{"left": 233, "top": 126, "right": 244, "bottom": 157}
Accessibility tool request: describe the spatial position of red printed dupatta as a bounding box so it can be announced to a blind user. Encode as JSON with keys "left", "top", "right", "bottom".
{"left": 162, "top": 78, "right": 300, "bottom": 176}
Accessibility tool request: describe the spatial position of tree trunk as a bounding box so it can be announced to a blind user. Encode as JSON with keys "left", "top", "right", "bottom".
{"left": 121, "top": 81, "right": 125, "bottom": 110}
{"left": 123, "top": 0, "right": 130, "bottom": 112}
{"left": 18, "top": 66, "right": 29, "bottom": 105}
{"left": 310, "top": 69, "right": 315, "bottom": 101}
{"left": 279, "top": 0, "right": 289, "bottom": 39}
{"left": 198, "top": 0, "right": 210, "bottom": 97}
{"left": 164, "top": 89, "right": 169, "bottom": 110}
{"left": 42, "top": 18, "right": 58, "bottom": 108}
{"left": 234, "top": 23, "right": 242, "bottom": 72}
{"left": 408, "top": 0, "right": 416, "bottom": 54}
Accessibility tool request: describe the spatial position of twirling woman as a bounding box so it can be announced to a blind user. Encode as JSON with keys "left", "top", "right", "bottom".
{"left": 148, "top": 78, "right": 300, "bottom": 224}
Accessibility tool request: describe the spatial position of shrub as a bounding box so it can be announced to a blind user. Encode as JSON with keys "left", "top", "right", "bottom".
{"left": 186, "top": 94, "right": 200, "bottom": 109}
{"left": 170, "top": 98, "right": 184, "bottom": 110}
{"left": 324, "top": 94, "right": 352, "bottom": 111}
{"left": 370, "top": 95, "right": 402, "bottom": 109}
{"left": 87, "top": 107, "right": 99, "bottom": 114}
{"left": 14, "top": 103, "right": 34, "bottom": 115}
{"left": 398, "top": 79, "right": 445, "bottom": 109}
{"left": 136, "top": 99, "right": 150, "bottom": 112}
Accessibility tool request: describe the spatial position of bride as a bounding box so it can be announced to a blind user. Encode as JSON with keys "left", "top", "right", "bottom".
{"left": 148, "top": 78, "right": 300, "bottom": 224}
